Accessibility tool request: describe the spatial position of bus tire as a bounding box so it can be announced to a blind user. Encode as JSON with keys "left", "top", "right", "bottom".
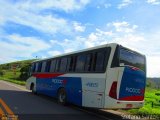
{"left": 30, "top": 83, "right": 37, "bottom": 94}
{"left": 58, "top": 88, "right": 67, "bottom": 105}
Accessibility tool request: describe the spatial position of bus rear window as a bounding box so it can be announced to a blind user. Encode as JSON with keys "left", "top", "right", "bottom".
{"left": 119, "top": 48, "right": 146, "bottom": 72}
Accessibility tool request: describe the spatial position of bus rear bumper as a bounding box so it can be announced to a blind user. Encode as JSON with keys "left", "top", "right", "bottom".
{"left": 104, "top": 96, "right": 144, "bottom": 109}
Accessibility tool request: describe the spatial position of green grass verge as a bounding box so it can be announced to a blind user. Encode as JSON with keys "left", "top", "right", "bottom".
{"left": 124, "top": 87, "right": 160, "bottom": 118}
{"left": 0, "top": 68, "right": 25, "bottom": 86}
{"left": 2, "top": 70, "right": 21, "bottom": 80}
{"left": 0, "top": 77, "right": 26, "bottom": 85}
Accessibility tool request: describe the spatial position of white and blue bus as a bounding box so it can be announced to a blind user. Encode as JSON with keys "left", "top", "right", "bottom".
{"left": 26, "top": 43, "right": 146, "bottom": 109}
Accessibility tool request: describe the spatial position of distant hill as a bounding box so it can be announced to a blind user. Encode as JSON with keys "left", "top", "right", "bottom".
{"left": 0, "top": 59, "right": 37, "bottom": 70}
{"left": 147, "top": 78, "right": 160, "bottom": 89}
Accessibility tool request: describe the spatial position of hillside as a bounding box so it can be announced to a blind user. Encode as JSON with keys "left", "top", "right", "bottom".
{"left": 0, "top": 59, "right": 36, "bottom": 69}
{"left": 0, "top": 59, "right": 37, "bottom": 82}
{"left": 147, "top": 78, "right": 160, "bottom": 89}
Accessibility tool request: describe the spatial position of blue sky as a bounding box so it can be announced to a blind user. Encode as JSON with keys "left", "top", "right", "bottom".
{"left": 0, "top": 0, "right": 160, "bottom": 77}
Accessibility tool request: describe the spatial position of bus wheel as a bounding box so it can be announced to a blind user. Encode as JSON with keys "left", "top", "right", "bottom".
{"left": 58, "top": 88, "right": 67, "bottom": 105}
{"left": 31, "top": 83, "right": 37, "bottom": 94}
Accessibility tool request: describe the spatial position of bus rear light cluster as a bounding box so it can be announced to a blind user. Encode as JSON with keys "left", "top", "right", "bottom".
{"left": 131, "top": 67, "right": 139, "bottom": 70}
{"left": 109, "top": 81, "right": 117, "bottom": 99}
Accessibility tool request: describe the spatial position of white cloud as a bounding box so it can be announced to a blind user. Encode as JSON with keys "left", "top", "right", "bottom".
{"left": 73, "top": 22, "right": 86, "bottom": 32}
{"left": 0, "top": 16, "right": 5, "bottom": 26}
{"left": 97, "top": 3, "right": 111, "bottom": 9}
{"left": 107, "top": 21, "right": 138, "bottom": 33}
{"left": 118, "top": 0, "right": 133, "bottom": 9}
{"left": 48, "top": 51, "right": 62, "bottom": 56}
{"left": 51, "top": 21, "right": 141, "bottom": 51}
{"left": 0, "top": 34, "right": 51, "bottom": 63}
{"left": 0, "top": 1, "right": 88, "bottom": 35}
{"left": 17, "top": 0, "right": 91, "bottom": 13}
{"left": 104, "top": 3, "right": 112, "bottom": 8}
{"left": 147, "top": 0, "right": 160, "bottom": 5}
{"left": 50, "top": 37, "right": 85, "bottom": 53}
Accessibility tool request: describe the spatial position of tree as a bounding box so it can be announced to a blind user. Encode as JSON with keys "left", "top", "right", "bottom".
{"left": 0, "top": 70, "right": 4, "bottom": 76}
{"left": 19, "top": 64, "right": 31, "bottom": 81}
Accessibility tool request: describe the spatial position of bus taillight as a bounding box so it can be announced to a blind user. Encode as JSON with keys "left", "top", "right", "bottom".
{"left": 109, "top": 81, "right": 117, "bottom": 99}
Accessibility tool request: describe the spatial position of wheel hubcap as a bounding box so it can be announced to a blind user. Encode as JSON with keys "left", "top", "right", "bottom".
{"left": 59, "top": 93, "right": 65, "bottom": 102}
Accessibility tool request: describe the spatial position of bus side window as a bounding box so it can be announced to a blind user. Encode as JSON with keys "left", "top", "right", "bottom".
{"left": 59, "top": 57, "right": 67, "bottom": 72}
{"left": 32, "top": 63, "right": 36, "bottom": 73}
{"left": 50, "top": 59, "right": 56, "bottom": 72}
{"left": 105, "top": 47, "right": 111, "bottom": 68}
{"left": 84, "top": 53, "right": 92, "bottom": 72}
{"left": 37, "top": 62, "right": 42, "bottom": 72}
{"left": 76, "top": 54, "right": 86, "bottom": 72}
{"left": 41, "top": 61, "right": 46, "bottom": 72}
{"left": 35, "top": 63, "right": 39, "bottom": 72}
{"left": 66, "top": 57, "right": 71, "bottom": 72}
{"left": 55, "top": 59, "right": 61, "bottom": 72}
{"left": 95, "top": 51, "right": 105, "bottom": 72}
{"left": 68, "top": 56, "right": 76, "bottom": 72}
{"left": 45, "top": 60, "right": 51, "bottom": 72}
{"left": 93, "top": 47, "right": 111, "bottom": 72}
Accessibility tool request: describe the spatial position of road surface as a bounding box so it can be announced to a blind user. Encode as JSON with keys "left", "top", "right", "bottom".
{"left": 0, "top": 80, "right": 127, "bottom": 120}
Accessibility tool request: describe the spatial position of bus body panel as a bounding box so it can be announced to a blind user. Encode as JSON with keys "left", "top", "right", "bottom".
{"left": 62, "top": 74, "right": 106, "bottom": 108}
{"left": 32, "top": 73, "right": 106, "bottom": 108}
{"left": 104, "top": 67, "right": 146, "bottom": 109}
{"left": 81, "top": 75, "right": 106, "bottom": 108}
{"left": 26, "top": 76, "right": 36, "bottom": 90}
{"left": 118, "top": 67, "right": 146, "bottom": 101}
{"left": 105, "top": 96, "right": 144, "bottom": 109}
{"left": 104, "top": 68, "right": 120, "bottom": 108}
{"left": 104, "top": 68, "right": 120, "bottom": 95}
{"left": 36, "top": 75, "right": 82, "bottom": 106}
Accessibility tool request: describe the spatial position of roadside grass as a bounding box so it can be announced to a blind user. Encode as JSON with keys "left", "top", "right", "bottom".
{"left": 0, "top": 77, "right": 26, "bottom": 85}
{"left": 2, "top": 69, "right": 21, "bottom": 80}
{"left": 125, "top": 88, "right": 160, "bottom": 118}
{"left": 0, "top": 69, "right": 26, "bottom": 85}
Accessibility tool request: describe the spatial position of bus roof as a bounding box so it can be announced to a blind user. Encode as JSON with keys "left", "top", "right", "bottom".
{"left": 33, "top": 43, "right": 118, "bottom": 63}
{"left": 32, "top": 43, "right": 145, "bottom": 63}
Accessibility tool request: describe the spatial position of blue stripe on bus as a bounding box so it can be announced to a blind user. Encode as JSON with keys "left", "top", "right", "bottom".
{"left": 36, "top": 77, "right": 82, "bottom": 106}
{"left": 119, "top": 67, "right": 146, "bottom": 101}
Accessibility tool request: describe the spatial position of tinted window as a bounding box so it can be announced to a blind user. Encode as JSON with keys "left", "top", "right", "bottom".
{"left": 59, "top": 57, "right": 68, "bottom": 72}
{"left": 45, "top": 60, "right": 51, "bottom": 72}
{"left": 35, "top": 63, "right": 39, "bottom": 72}
{"left": 76, "top": 55, "right": 86, "bottom": 72}
{"left": 55, "top": 59, "right": 61, "bottom": 72}
{"left": 32, "top": 63, "right": 36, "bottom": 72}
{"left": 41, "top": 61, "right": 46, "bottom": 72}
{"left": 84, "top": 54, "right": 93, "bottom": 72}
{"left": 111, "top": 46, "right": 119, "bottom": 68}
{"left": 37, "top": 62, "right": 42, "bottom": 72}
{"left": 50, "top": 59, "right": 56, "bottom": 72}
{"left": 66, "top": 57, "right": 71, "bottom": 71}
{"left": 95, "top": 51, "right": 105, "bottom": 71}
{"left": 120, "top": 48, "right": 146, "bottom": 71}
{"left": 68, "top": 56, "right": 76, "bottom": 72}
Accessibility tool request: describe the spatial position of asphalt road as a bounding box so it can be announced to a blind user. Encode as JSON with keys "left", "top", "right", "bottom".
{"left": 0, "top": 80, "right": 127, "bottom": 120}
